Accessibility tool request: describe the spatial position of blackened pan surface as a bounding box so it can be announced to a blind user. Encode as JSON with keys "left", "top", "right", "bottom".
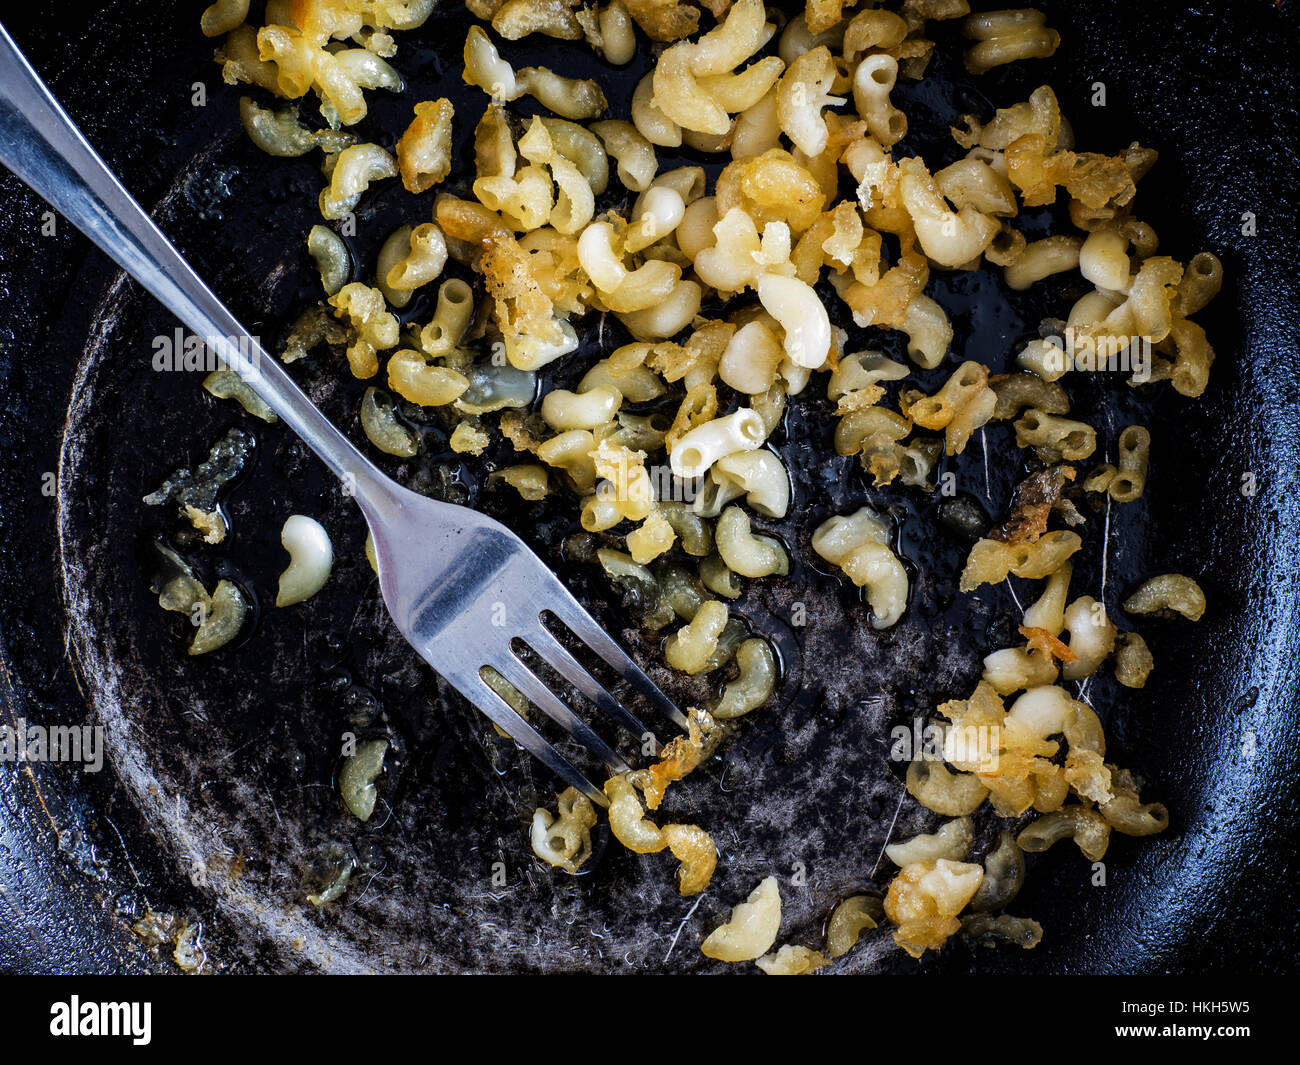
{"left": 0, "top": 0, "right": 1297, "bottom": 973}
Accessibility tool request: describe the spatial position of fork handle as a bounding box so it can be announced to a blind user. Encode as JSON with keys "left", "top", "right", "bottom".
{"left": 0, "top": 24, "right": 396, "bottom": 514}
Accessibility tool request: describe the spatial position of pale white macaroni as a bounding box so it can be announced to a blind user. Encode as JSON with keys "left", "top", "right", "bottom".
{"left": 276, "top": 515, "right": 333, "bottom": 607}
{"left": 700, "top": 876, "right": 782, "bottom": 962}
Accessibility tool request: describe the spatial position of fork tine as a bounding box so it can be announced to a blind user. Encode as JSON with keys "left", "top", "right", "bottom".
{"left": 546, "top": 599, "right": 689, "bottom": 730}
{"left": 523, "top": 625, "right": 659, "bottom": 746}
{"left": 445, "top": 669, "right": 607, "bottom": 807}
{"left": 489, "top": 654, "right": 632, "bottom": 776}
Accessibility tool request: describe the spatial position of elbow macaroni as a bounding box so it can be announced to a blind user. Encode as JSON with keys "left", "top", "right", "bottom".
{"left": 777, "top": 47, "right": 845, "bottom": 157}
{"left": 319, "top": 143, "right": 397, "bottom": 220}
{"left": 962, "top": 9, "right": 1062, "bottom": 75}
{"left": 757, "top": 273, "right": 832, "bottom": 369}
{"left": 715, "top": 505, "right": 789, "bottom": 578}
{"left": 396, "top": 99, "right": 454, "bottom": 193}
{"left": 812, "top": 507, "right": 908, "bottom": 628}
{"left": 669, "top": 408, "right": 766, "bottom": 479}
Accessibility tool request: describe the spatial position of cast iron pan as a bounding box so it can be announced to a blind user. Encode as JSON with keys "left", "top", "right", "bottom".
{"left": 0, "top": 0, "right": 1297, "bottom": 974}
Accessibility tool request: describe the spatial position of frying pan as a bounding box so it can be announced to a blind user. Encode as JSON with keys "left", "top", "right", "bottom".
{"left": 0, "top": 0, "right": 1297, "bottom": 975}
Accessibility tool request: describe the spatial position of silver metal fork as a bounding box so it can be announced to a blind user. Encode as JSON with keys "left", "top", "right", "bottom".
{"left": 0, "top": 25, "right": 684, "bottom": 805}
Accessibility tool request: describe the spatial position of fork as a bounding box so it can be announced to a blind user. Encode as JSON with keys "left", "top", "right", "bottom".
{"left": 0, "top": 25, "right": 685, "bottom": 805}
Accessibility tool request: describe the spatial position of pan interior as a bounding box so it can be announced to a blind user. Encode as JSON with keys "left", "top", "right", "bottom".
{"left": 47, "top": 0, "right": 1295, "bottom": 973}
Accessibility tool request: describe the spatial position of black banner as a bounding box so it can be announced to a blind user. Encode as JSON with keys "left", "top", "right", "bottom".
{"left": 0, "top": 975, "right": 1282, "bottom": 1050}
